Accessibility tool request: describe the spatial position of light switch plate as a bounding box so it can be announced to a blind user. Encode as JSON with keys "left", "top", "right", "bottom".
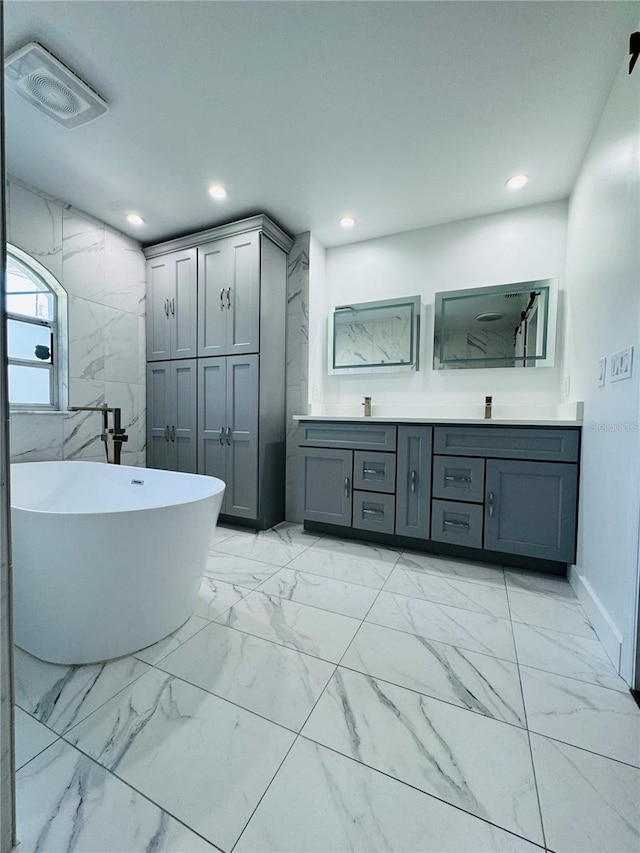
{"left": 562, "top": 375, "right": 571, "bottom": 397}
{"left": 610, "top": 346, "right": 633, "bottom": 383}
{"left": 597, "top": 357, "right": 606, "bottom": 387}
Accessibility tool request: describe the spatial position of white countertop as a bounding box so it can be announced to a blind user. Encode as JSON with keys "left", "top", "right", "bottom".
{"left": 293, "top": 415, "right": 582, "bottom": 427}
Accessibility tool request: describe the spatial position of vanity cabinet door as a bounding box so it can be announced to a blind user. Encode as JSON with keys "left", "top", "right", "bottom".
{"left": 198, "top": 357, "right": 228, "bottom": 512}
{"left": 198, "top": 240, "right": 228, "bottom": 357}
{"left": 171, "top": 249, "right": 197, "bottom": 359}
{"left": 484, "top": 460, "right": 578, "bottom": 562}
{"left": 226, "top": 231, "right": 260, "bottom": 356}
{"left": 395, "top": 426, "right": 432, "bottom": 539}
{"left": 225, "top": 355, "right": 259, "bottom": 519}
{"left": 146, "top": 257, "right": 172, "bottom": 361}
{"left": 300, "top": 448, "right": 353, "bottom": 527}
{"left": 172, "top": 360, "right": 197, "bottom": 473}
{"left": 147, "top": 360, "right": 196, "bottom": 473}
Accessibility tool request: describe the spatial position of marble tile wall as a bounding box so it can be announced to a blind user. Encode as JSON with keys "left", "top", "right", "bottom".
{"left": 285, "top": 233, "right": 310, "bottom": 522}
{"left": 7, "top": 177, "right": 146, "bottom": 467}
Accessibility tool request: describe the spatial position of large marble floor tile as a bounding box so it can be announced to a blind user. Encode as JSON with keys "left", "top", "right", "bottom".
{"left": 14, "top": 647, "right": 151, "bottom": 735}
{"left": 302, "top": 668, "right": 543, "bottom": 844}
{"left": 398, "top": 550, "right": 506, "bottom": 588}
{"left": 385, "top": 567, "right": 510, "bottom": 618}
{"left": 205, "top": 550, "right": 282, "bottom": 588}
{"left": 342, "top": 622, "right": 525, "bottom": 727}
{"left": 505, "top": 570, "right": 577, "bottom": 601}
{"left": 257, "top": 567, "right": 379, "bottom": 619}
{"left": 157, "top": 621, "right": 335, "bottom": 731}
{"left": 512, "top": 623, "right": 628, "bottom": 692}
{"left": 217, "top": 591, "right": 361, "bottom": 663}
{"left": 508, "top": 589, "right": 594, "bottom": 638}
{"left": 287, "top": 548, "right": 393, "bottom": 589}
{"left": 195, "top": 576, "right": 252, "bottom": 621}
{"left": 530, "top": 733, "right": 640, "bottom": 853}
{"left": 367, "top": 592, "right": 517, "bottom": 661}
{"left": 14, "top": 707, "right": 58, "bottom": 769}
{"left": 214, "top": 522, "right": 321, "bottom": 566}
{"left": 236, "top": 737, "right": 541, "bottom": 853}
{"left": 66, "top": 668, "right": 296, "bottom": 851}
{"left": 133, "top": 613, "right": 209, "bottom": 665}
{"left": 307, "top": 535, "right": 401, "bottom": 566}
{"left": 17, "top": 739, "right": 216, "bottom": 852}
{"left": 521, "top": 667, "right": 640, "bottom": 767}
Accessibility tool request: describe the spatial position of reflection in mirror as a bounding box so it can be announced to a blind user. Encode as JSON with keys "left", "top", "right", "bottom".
{"left": 433, "top": 280, "right": 554, "bottom": 369}
{"left": 330, "top": 296, "right": 420, "bottom": 374}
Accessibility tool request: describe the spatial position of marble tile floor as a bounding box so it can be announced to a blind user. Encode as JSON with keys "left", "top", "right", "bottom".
{"left": 14, "top": 522, "right": 640, "bottom": 853}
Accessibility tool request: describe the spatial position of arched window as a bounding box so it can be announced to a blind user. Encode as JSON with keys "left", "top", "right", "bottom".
{"left": 6, "top": 245, "right": 67, "bottom": 409}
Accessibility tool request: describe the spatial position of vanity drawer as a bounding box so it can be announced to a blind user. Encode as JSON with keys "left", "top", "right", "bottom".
{"left": 431, "top": 499, "right": 483, "bottom": 549}
{"left": 433, "top": 426, "right": 579, "bottom": 462}
{"left": 353, "top": 491, "right": 395, "bottom": 535}
{"left": 299, "top": 421, "right": 397, "bottom": 451}
{"left": 432, "top": 456, "right": 485, "bottom": 503}
{"left": 353, "top": 451, "right": 396, "bottom": 493}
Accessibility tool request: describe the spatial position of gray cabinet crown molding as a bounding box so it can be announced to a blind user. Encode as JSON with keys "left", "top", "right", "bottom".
{"left": 143, "top": 214, "right": 294, "bottom": 258}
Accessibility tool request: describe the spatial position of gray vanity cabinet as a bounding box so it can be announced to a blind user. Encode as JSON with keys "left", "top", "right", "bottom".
{"left": 299, "top": 448, "right": 353, "bottom": 527}
{"left": 146, "top": 249, "right": 197, "bottom": 361}
{"left": 146, "top": 360, "right": 197, "bottom": 473}
{"left": 484, "top": 459, "right": 578, "bottom": 562}
{"left": 395, "top": 426, "right": 433, "bottom": 539}
{"left": 198, "top": 231, "right": 260, "bottom": 357}
{"left": 198, "top": 355, "right": 259, "bottom": 519}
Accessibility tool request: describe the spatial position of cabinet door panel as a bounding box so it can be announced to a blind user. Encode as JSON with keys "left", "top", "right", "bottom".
{"left": 198, "top": 358, "right": 227, "bottom": 511}
{"left": 146, "top": 362, "right": 173, "bottom": 470}
{"left": 484, "top": 460, "right": 578, "bottom": 562}
{"left": 173, "top": 360, "right": 197, "bottom": 474}
{"left": 395, "top": 426, "right": 432, "bottom": 539}
{"left": 172, "top": 250, "right": 197, "bottom": 359}
{"left": 227, "top": 232, "right": 260, "bottom": 355}
{"left": 300, "top": 448, "right": 353, "bottom": 527}
{"left": 198, "top": 241, "right": 228, "bottom": 357}
{"left": 146, "top": 258, "right": 171, "bottom": 361}
{"left": 226, "top": 355, "right": 259, "bottom": 518}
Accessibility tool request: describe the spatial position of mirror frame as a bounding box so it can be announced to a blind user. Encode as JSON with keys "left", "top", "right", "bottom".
{"left": 433, "top": 278, "right": 557, "bottom": 370}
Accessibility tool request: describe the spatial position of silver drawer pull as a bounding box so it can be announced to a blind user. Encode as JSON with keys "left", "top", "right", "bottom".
{"left": 445, "top": 475, "right": 472, "bottom": 483}
{"left": 220, "top": 288, "right": 225, "bottom": 309}
{"left": 489, "top": 491, "right": 495, "bottom": 517}
{"left": 344, "top": 477, "right": 350, "bottom": 497}
{"left": 219, "top": 426, "right": 224, "bottom": 445}
{"left": 363, "top": 468, "right": 383, "bottom": 475}
{"left": 443, "top": 520, "right": 470, "bottom": 529}
{"left": 411, "top": 469, "right": 417, "bottom": 492}
{"left": 164, "top": 299, "right": 169, "bottom": 317}
{"left": 363, "top": 508, "right": 384, "bottom": 516}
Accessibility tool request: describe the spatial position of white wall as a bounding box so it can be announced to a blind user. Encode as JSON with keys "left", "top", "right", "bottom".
{"left": 563, "top": 54, "right": 640, "bottom": 682}
{"left": 7, "top": 177, "right": 146, "bottom": 466}
{"left": 312, "top": 200, "right": 568, "bottom": 419}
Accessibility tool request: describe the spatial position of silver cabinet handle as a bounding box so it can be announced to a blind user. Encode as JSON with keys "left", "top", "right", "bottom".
{"left": 344, "top": 477, "right": 350, "bottom": 497}
{"left": 226, "top": 287, "right": 231, "bottom": 309}
{"left": 445, "top": 475, "right": 472, "bottom": 483}
{"left": 363, "top": 468, "right": 382, "bottom": 475}
{"left": 170, "top": 425, "right": 176, "bottom": 442}
{"left": 219, "top": 426, "right": 224, "bottom": 445}
{"left": 165, "top": 425, "right": 170, "bottom": 441}
{"left": 363, "top": 508, "right": 384, "bottom": 516}
{"left": 170, "top": 297, "right": 175, "bottom": 315}
{"left": 410, "top": 470, "right": 417, "bottom": 493}
{"left": 488, "top": 492, "right": 495, "bottom": 517}
{"left": 226, "top": 426, "right": 232, "bottom": 445}
{"left": 220, "top": 288, "right": 225, "bottom": 309}
{"left": 164, "top": 298, "right": 169, "bottom": 317}
{"left": 443, "top": 520, "right": 470, "bottom": 529}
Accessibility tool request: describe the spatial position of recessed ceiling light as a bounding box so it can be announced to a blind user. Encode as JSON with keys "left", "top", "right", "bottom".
{"left": 209, "top": 184, "right": 228, "bottom": 201}
{"left": 506, "top": 174, "right": 528, "bottom": 190}
{"left": 339, "top": 215, "right": 355, "bottom": 228}
{"left": 126, "top": 213, "right": 144, "bottom": 226}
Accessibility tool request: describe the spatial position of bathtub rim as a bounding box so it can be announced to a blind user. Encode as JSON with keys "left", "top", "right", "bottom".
{"left": 10, "top": 460, "right": 226, "bottom": 516}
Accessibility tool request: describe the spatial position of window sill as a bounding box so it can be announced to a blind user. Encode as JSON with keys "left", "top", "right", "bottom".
{"left": 10, "top": 409, "right": 66, "bottom": 416}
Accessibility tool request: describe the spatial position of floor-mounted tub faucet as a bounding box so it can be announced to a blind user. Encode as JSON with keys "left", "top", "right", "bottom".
{"left": 68, "top": 404, "right": 128, "bottom": 464}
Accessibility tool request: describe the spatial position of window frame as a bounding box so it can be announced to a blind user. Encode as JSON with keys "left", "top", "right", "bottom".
{"left": 6, "top": 244, "right": 68, "bottom": 411}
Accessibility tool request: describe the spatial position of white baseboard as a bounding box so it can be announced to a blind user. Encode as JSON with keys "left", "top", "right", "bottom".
{"left": 568, "top": 565, "right": 623, "bottom": 672}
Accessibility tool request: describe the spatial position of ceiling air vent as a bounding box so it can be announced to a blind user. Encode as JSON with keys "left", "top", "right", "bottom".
{"left": 4, "top": 41, "right": 107, "bottom": 129}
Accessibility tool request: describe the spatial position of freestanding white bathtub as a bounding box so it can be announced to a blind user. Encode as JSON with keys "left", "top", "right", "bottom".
{"left": 11, "top": 461, "right": 225, "bottom": 664}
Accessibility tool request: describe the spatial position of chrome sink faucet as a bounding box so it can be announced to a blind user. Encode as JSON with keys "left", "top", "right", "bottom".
{"left": 68, "top": 404, "right": 128, "bottom": 464}
{"left": 484, "top": 396, "right": 493, "bottom": 419}
{"left": 362, "top": 396, "right": 372, "bottom": 417}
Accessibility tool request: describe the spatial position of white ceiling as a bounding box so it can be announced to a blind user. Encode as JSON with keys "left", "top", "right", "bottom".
{"left": 4, "top": 1, "right": 638, "bottom": 248}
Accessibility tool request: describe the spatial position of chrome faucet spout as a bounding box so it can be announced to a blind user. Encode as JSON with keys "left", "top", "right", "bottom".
{"left": 68, "top": 404, "right": 128, "bottom": 464}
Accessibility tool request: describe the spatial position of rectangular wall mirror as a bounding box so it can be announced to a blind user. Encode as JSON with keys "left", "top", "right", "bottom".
{"left": 329, "top": 296, "right": 421, "bottom": 374}
{"left": 433, "top": 279, "right": 556, "bottom": 369}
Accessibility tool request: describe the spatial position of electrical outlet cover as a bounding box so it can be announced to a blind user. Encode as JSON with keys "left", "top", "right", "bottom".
{"left": 610, "top": 346, "right": 633, "bottom": 383}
